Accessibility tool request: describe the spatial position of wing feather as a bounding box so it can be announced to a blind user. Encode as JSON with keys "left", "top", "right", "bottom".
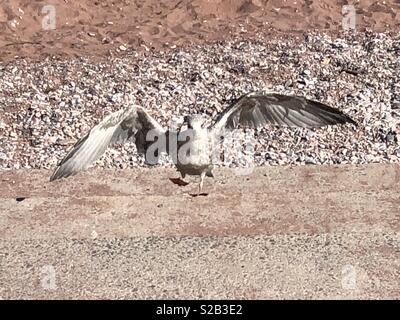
{"left": 213, "top": 92, "right": 356, "bottom": 132}
{"left": 50, "top": 106, "right": 164, "bottom": 181}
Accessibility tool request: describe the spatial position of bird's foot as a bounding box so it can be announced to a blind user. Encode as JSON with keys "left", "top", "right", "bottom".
{"left": 169, "top": 177, "right": 190, "bottom": 187}
{"left": 189, "top": 192, "right": 209, "bottom": 197}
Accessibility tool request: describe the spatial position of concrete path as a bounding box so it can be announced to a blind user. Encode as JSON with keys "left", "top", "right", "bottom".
{"left": 0, "top": 164, "right": 399, "bottom": 299}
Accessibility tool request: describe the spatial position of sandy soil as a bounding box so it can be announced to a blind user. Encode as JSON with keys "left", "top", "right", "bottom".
{"left": 0, "top": 0, "right": 400, "bottom": 62}
{"left": 0, "top": 164, "right": 399, "bottom": 299}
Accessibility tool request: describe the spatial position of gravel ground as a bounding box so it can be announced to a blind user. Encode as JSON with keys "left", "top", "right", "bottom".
{"left": 0, "top": 31, "right": 399, "bottom": 172}
{"left": 1, "top": 165, "right": 399, "bottom": 299}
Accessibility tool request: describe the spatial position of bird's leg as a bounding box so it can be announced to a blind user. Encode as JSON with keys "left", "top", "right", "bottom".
{"left": 198, "top": 171, "right": 206, "bottom": 195}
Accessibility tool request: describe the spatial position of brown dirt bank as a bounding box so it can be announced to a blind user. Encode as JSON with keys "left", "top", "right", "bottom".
{"left": 0, "top": 164, "right": 399, "bottom": 299}
{"left": 0, "top": 0, "right": 399, "bottom": 62}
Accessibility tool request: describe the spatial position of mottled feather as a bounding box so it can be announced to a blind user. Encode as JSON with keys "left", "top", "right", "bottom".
{"left": 213, "top": 92, "right": 356, "bottom": 132}
{"left": 50, "top": 106, "right": 164, "bottom": 181}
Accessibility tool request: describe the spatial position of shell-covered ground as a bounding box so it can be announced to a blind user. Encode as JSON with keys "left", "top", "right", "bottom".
{"left": 0, "top": 31, "right": 399, "bottom": 172}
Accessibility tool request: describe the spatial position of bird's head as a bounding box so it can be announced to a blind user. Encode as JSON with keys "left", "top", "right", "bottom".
{"left": 183, "top": 114, "right": 206, "bottom": 130}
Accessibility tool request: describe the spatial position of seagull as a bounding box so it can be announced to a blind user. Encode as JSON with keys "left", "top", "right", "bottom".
{"left": 50, "top": 92, "right": 356, "bottom": 194}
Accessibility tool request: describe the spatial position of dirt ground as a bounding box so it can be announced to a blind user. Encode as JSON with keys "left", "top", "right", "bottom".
{"left": 0, "top": 164, "right": 399, "bottom": 299}
{"left": 0, "top": 0, "right": 400, "bottom": 62}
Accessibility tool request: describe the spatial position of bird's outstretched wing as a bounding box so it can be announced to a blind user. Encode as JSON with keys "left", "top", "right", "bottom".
{"left": 50, "top": 106, "right": 164, "bottom": 181}
{"left": 212, "top": 92, "right": 356, "bottom": 132}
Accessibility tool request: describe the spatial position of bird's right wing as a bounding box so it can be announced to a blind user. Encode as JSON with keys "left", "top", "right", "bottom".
{"left": 50, "top": 106, "right": 165, "bottom": 181}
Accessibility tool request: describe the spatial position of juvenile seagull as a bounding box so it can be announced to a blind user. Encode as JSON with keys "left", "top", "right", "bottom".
{"left": 50, "top": 92, "right": 356, "bottom": 194}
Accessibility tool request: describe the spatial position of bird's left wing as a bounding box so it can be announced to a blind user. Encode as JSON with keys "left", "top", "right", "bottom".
{"left": 212, "top": 92, "right": 356, "bottom": 132}
{"left": 50, "top": 106, "right": 164, "bottom": 181}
